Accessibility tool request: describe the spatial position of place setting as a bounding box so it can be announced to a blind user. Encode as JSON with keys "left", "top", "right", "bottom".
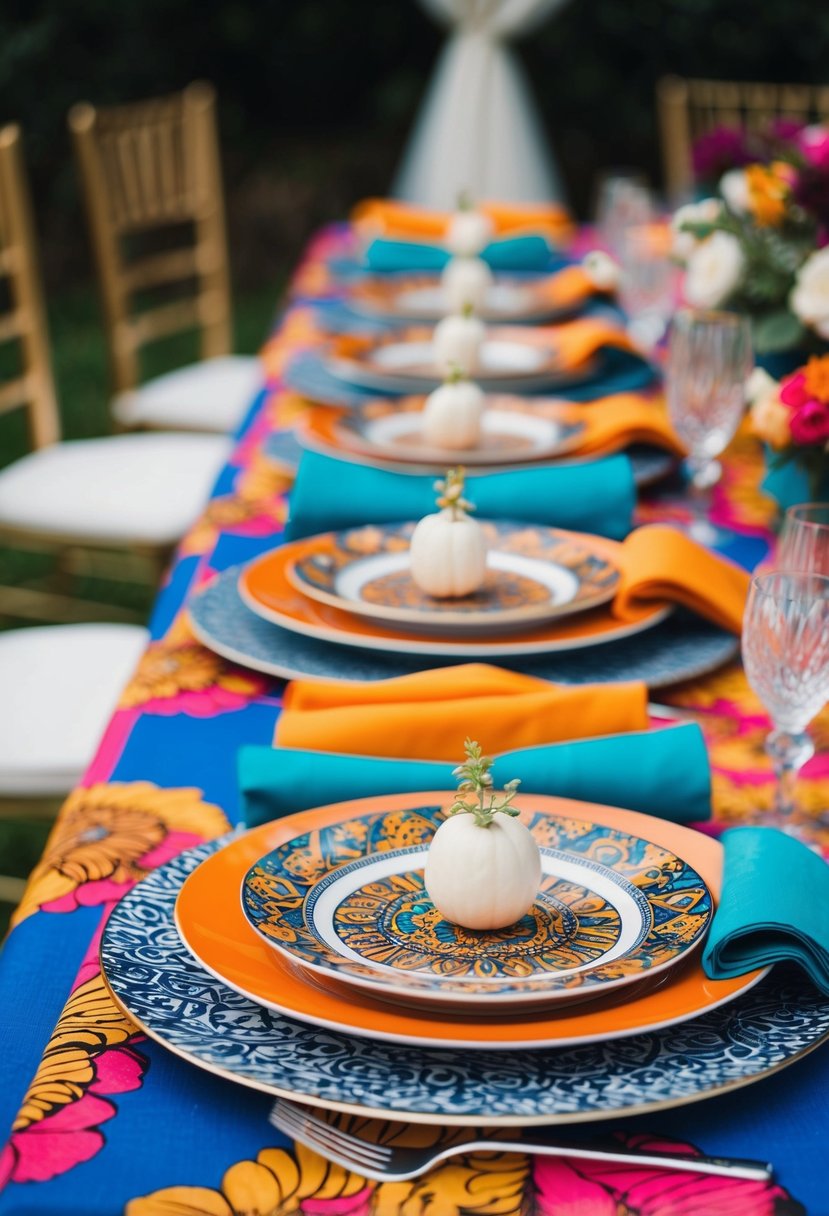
{"left": 282, "top": 377, "right": 684, "bottom": 485}
{"left": 188, "top": 462, "right": 744, "bottom": 686}
{"left": 99, "top": 734, "right": 829, "bottom": 1151}
{"left": 286, "top": 207, "right": 658, "bottom": 414}
{"left": 333, "top": 196, "right": 574, "bottom": 278}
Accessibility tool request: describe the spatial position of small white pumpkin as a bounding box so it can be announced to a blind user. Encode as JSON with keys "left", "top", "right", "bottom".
{"left": 446, "top": 206, "right": 494, "bottom": 257}
{"left": 421, "top": 370, "right": 486, "bottom": 450}
{"left": 442, "top": 255, "right": 494, "bottom": 314}
{"left": 433, "top": 310, "right": 486, "bottom": 376}
{"left": 409, "top": 467, "right": 487, "bottom": 597}
{"left": 582, "top": 249, "right": 621, "bottom": 291}
{"left": 424, "top": 740, "right": 540, "bottom": 930}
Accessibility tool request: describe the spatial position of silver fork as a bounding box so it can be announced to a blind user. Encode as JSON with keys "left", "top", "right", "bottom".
{"left": 269, "top": 1097, "right": 772, "bottom": 1183}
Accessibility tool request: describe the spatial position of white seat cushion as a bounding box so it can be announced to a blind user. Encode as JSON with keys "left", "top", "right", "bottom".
{"left": 112, "top": 355, "right": 262, "bottom": 433}
{"left": 0, "top": 432, "right": 231, "bottom": 546}
{"left": 0, "top": 624, "right": 148, "bottom": 796}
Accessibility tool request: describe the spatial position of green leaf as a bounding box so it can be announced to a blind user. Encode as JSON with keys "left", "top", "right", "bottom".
{"left": 751, "top": 311, "right": 807, "bottom": 354}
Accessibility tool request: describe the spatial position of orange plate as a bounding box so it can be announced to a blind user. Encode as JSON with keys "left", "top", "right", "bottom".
{"left": 327, "top": 327, "right": 565, "bottom": 380}
{"left": 296, "top": 396, "right": 587, "bottom": 468}
{"left": 238, "top": 531, "right": 668, "bottom": 657}
{"left": 175, "top": 792, "right": 765, "bottom": 1050}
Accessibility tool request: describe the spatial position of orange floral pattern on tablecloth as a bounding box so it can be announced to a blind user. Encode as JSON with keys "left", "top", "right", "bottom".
{"left": 119, "top": 633, "right": 269, "bottom": 716}
{"left": 126, "top": 1143, "right": 372, "bottom": 1216}
{"left": 0, "top": 959, "right": 146, "bottom": 1188}
{"left": 662, "top": 658, "right": 829, "bottom": 829}
{"left": 126, "top": 1133, "right": 798, "bottom": 1215}
{"left": 261, "top": 308, "right": 325, "bottom": 380}
{"left": 11, "top": 782, "right": 229, "bottom": 927}
{"left": 178, "top": 486, "right": 290, "bottom": 559}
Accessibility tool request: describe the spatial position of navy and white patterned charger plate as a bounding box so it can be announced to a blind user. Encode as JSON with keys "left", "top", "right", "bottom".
{"left": 101, "top": 839, "right": 829, "bottom": 1127}
{"left": 262, "top": 429, "right": 674, "bottom": 488}
{"left": 188, "top": 566, "right": 739, "bottom": 690}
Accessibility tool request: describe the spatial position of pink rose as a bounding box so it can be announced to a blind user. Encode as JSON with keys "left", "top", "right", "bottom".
{"left": 797, "top": 124, "right": 829, "bottom": 170}
{"left": 779, "top": 371, "right": 809, "bottom": 409}
{"left": 789, "top": 398, "right": 829, "bottom": 445}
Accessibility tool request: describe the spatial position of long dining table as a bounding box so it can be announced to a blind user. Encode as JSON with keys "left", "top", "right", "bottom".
{"left": 1, "top": 221, "right": 828, "bottom": 1216}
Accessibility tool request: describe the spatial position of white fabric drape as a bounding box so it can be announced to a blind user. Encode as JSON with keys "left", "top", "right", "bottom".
{"left": 393, "top": 0, "right": 572, "bottom": 209}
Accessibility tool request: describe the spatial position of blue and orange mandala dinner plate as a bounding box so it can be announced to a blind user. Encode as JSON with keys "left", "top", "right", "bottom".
{"left": 240, "top": 800, "right": 712, "bottom": 1010}
{"left": 284, "top": 521, "right": 620, "bottom": 634}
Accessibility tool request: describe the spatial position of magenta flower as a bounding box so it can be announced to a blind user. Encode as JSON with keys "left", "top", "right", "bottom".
{"left": 797, "top": 125, "right": 829, "bottom": 170}
{"left": 692, "top": 126, "right": 753, "bottom": 183}
{"left": 779, "top": 371, "right": 809, "bottom": 410}
{"left": 790, "top": 399, "right": 829, "bottom": 445}
{"left": 769, "top": 117, "right": 804, "bottom": 144}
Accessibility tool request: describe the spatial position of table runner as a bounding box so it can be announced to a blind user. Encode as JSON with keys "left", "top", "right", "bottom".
{"left": 0, "top": 224, "right": 827, "bottom": 1215}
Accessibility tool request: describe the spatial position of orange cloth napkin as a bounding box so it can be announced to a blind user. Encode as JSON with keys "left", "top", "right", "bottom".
{"left": 538, "top": 265, "right": 606, "bottom": 309}
{"left": 614, "top": 525, "right": 750, "bottom": 634}
{"left": 275, "top": 664, "right": 649, "bottom": 761}
{"left": 576, "top": 395, "right": 686, "bottom": 457}
{"left": 351, "top": 198, "right": 574, "bottom": 244}
{"left": 542, "top": 316, "right": 638, "bottom": 368}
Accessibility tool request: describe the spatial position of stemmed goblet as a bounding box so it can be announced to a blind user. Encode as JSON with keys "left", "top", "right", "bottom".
{"left": 667, "top": 309, "right": 753, "bottom": 545}
{"left": 741, "top": 571, "right": 829, "bottom": 831}
{"left": 776, "top": 503, "right": 829, "bottom": 576}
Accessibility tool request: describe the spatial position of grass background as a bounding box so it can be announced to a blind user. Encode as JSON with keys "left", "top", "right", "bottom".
{"left": 0, "top": 281, "right": 280, "bottom": 935}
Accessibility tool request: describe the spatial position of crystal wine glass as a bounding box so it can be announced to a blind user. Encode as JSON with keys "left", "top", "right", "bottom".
{"left": 618, "top": 221, "right": 677, "bottom": 349}
{"left": 776, "top": 503, "right": 829, "bottom": 576}
{"left": 666, "top": 309, "right": 753, "bottom": 545}
{"left": 741, "top": 571, "right": 829, "bottom": 830}
{"left": 594, "top": 171, "right": 652, "bottom": 257}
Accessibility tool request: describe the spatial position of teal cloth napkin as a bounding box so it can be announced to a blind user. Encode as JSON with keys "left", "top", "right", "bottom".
{"left": 364, "top": 235, "right": 556, "bottom": 273}
{"left": 238, "top": 723, "right": 711, "bottom": 828}
{"left": 703, "top": 826, "right": 829, "bottom": 993}
{"left": 284, "top": 451, "right": 635, "bottom": 541}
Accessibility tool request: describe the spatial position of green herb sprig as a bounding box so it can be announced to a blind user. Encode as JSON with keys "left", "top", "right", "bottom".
{"left": 448, "top": 738, "right": 521, "bottom": 828}
{"left": 435, "top": 466, "right": 474, "bottom": 517}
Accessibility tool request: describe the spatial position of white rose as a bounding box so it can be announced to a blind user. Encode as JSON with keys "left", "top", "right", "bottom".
{"left": 791, "top": 247, "right": 829, "bottom": 338}
{"left": 745, "top": 367, "right": 780, "bottom": 407}
{"left": 671, "top": 198, "right": 723, "bottom": 262}
{"left": 684, "top": 232, "right": 745, "bottom": 308}
{"left": 721, "top": 169, "right": 751, "bottom": 215}
{"left": 582, "top": 250, "right": 621, "bottom": 290}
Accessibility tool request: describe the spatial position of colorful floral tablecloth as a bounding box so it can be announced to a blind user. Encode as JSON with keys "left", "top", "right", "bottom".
{"left": 0, "top": 226, "right": 827, "bottom": 1216}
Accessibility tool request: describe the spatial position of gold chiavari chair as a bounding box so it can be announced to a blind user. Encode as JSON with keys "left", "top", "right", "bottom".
{"left": 0, "top": 125, "right": 152, "bottom": 895}
{"left": 657, "top": 75, "right": 829, "bottom": 201}
{"left": 0, "top": 122, "right": 230, "bottom": 626}
{"left": 69, "top": 82, "right": 260, "bottom": 434}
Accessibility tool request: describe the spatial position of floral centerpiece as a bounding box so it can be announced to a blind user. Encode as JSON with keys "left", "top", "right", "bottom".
{"left": 748, "top": 355, "right": 829, "bottom": 502}
{"left": 673, "top": 121, "right": 829, "bottom": 357}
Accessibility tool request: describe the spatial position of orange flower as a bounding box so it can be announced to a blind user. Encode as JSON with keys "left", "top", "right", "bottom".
{"left": 12, "top": 782, "right": 229, "bottom": 925}
{"left": 13, "top": 972, "right": 135, "bottom": 1132}
{"left": 745, "top": 162, "right": 792, "bottom": 226}
{"left": 119, "top": 638, "right": 262, "bottom": 711}
{"left": 127, "top": 1131, "right": 531, "bottom": 1216}
{"left": 127, "top": 1142, "right": 371, "bottom": 1216}
{"left": 803, "top": 354, "right": 829, "bottom": 403}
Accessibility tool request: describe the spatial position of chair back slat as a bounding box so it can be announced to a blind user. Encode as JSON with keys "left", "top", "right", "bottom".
{"left": 69, "top": 82, "right": 232, "bottom": 394}
{"left": 0, "top": 125, "right": 60, "bottom": 450}
{"left": 658, "top": 75, "right": 829, "bottom": 200}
